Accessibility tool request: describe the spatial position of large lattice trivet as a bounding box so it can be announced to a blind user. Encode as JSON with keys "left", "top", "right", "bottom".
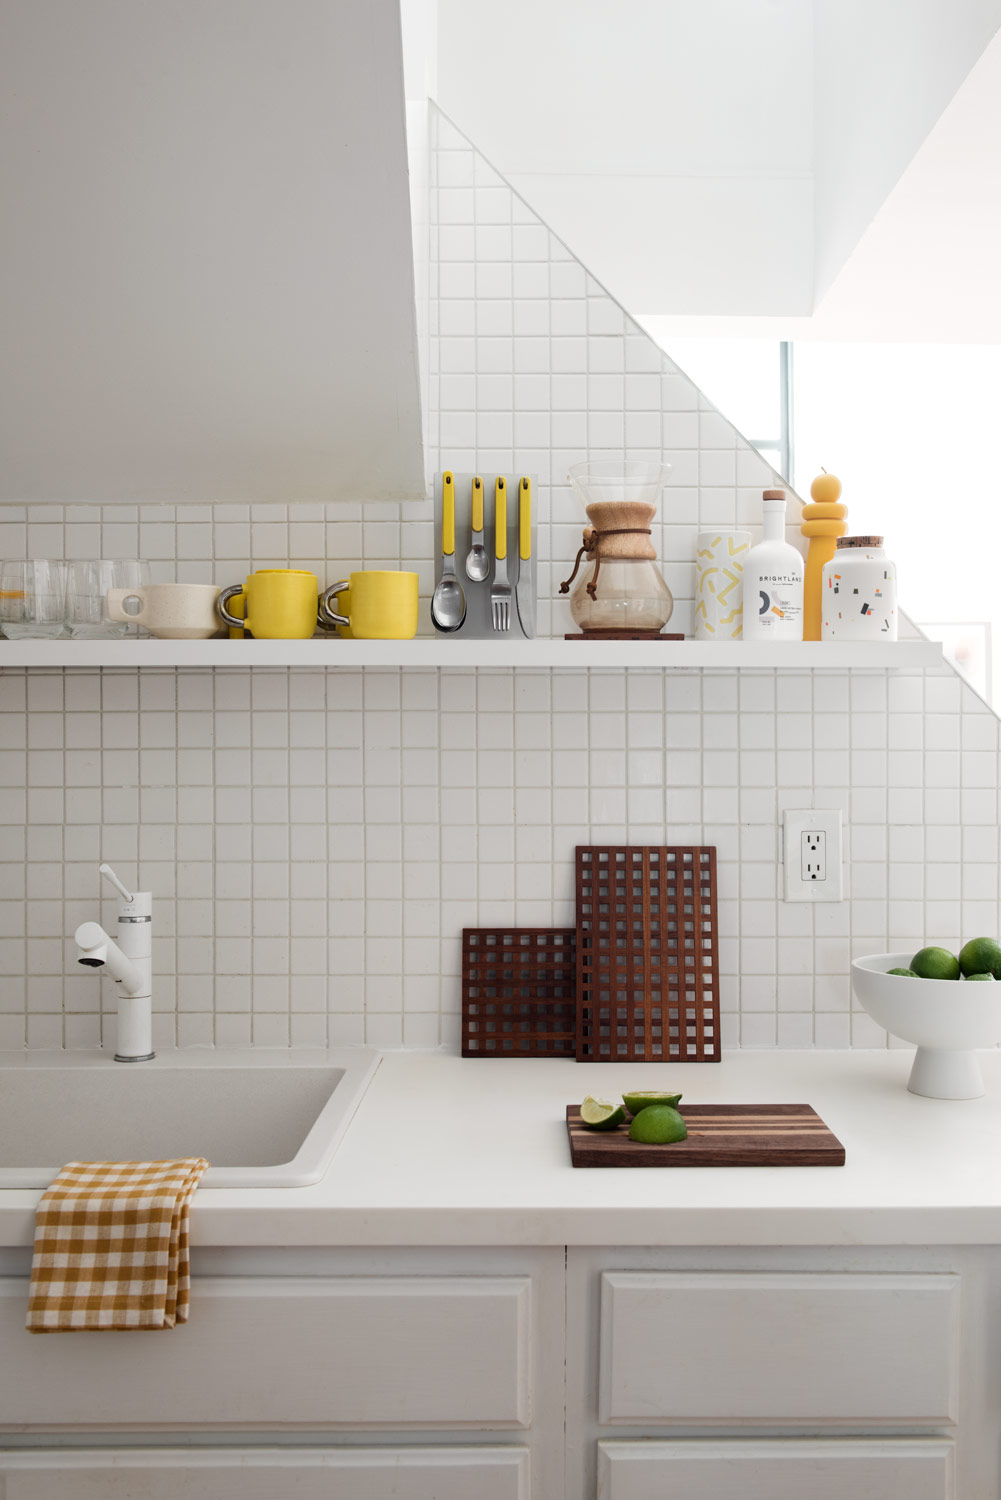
{"left": 462, "top": 928, "right": 577, "bottom": 1057}
{"left": 575, "top": 846, "right": 720, "bottom": 1063}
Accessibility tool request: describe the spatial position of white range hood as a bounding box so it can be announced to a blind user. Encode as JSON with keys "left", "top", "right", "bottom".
{"left": 0, "top": 0, "right": 424, "bottom": 504}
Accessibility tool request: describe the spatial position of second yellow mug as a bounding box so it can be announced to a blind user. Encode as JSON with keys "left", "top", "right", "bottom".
{"left": 216, "top": 569, "right": 319, "bottom": 640}
{"left": 319, "top": 571, "right": 418, "bottom": 640}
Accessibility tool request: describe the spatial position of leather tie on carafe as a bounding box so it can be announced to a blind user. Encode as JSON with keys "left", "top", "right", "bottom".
{"left": 559, "top": 528, "right": 652, "bottom": 601}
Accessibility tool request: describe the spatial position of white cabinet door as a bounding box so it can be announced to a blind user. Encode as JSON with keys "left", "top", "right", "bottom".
{"left": 598, "top": 1439, "right": 954, "bottom": 1500}
{"left": 0, "top": 1276, "right": 531, "bottom": 1429}
{"left": 600, "top": 1271, "right": 959, "bottom": 1426}
{"left": 0, "top": 1446, "right": 530, "bottom": 1500}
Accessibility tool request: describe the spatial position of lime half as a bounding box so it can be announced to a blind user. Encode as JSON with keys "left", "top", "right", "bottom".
{"left": 622, "top": 1090, "right": 683, "bottom": 1116}
{"left": 580, "top": 1096, "right": 626, "bottom": 1131}
{"left": 628, "top": 1104, "right": 688, "bottom": 1145}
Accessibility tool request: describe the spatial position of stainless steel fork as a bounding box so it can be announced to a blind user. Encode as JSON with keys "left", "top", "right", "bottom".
{"left": 490, "top": 475, "right": 511, "bottom": 632}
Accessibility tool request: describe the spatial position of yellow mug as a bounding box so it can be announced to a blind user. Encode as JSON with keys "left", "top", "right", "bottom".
{"left": 217, "top": 569, "right": 319, "bottom": 640}
{"left": 319, "top": 570, "right": 418, "bottom": 640}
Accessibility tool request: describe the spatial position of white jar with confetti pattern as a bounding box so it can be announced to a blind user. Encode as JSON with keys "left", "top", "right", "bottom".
{"left": 821, "top": 535, "right": 897, "bottom": 641}
{"left": 694, "top": 530, "right": 752, "bottom": 640}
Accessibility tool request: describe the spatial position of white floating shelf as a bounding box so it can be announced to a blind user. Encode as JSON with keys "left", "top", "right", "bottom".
{"left": 0, "top": 638, "right": 942, "bottom": 670}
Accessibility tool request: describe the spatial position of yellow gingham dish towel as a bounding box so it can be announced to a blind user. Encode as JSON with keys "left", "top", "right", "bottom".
{"left": 26, "top": 1158, "right": 209, "bottom": 1333}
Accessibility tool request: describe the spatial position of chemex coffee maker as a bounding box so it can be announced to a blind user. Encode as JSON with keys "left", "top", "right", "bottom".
{"left": 560, "top": 459, "right": 679, "bottom": 639}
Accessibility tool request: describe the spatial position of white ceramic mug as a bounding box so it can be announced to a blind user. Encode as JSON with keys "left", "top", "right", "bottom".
{"left": 107, "top": 583, "right": 223, "bottom": 640}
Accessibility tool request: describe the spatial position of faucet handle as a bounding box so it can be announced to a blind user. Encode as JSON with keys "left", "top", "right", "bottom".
{"left": 99, "top": 863, "right": 134, "bottom": 905}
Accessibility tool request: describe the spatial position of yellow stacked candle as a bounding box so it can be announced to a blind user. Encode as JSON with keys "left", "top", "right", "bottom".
{"left": 801, "top": 471, "right": 847, "bottom": 641}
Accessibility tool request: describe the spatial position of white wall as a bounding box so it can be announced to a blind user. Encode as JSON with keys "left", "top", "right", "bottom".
{"left": 435, "top": 0, "right": 814, "bottom": 316}
{"left": 2, "top": 107, "right": 998, "bottom": 1058}
{"left": 792, "top": 340, "right": 1001, "bottom": 703}
{"left": 0, "top": 0, "right": 425, "bottom": 505}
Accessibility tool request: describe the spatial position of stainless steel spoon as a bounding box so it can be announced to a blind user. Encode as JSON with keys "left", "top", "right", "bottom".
{"left": 464, "top": 475, "right": 490, "bottom": 582}
{"left": 431, "top": 470, "right": 467, "bottom": 633}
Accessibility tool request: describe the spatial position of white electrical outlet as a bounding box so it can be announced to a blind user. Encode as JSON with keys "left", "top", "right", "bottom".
{"left": 783, "top": 809, "right": 843, "bottom": 902}
{"left": 801, "top": 829, "right": 826, "bottom": 883}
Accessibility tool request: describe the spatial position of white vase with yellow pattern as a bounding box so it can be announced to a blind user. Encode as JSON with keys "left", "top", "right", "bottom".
{"left": 695, "top": 530, "right": 752, "bottom": 640}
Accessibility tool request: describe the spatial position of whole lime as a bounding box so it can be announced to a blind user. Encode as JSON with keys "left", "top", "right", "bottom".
{"left": 965, "top": 972, "right": 996, "bottom": 982}
{"left": 887, "top": 967, "right": 917, "bottom": 977}
{"left": 910, "top": 946, "right": 961, "bottom": 981}
{"left": 959, "top": 937, "right": 1001, "bottom": 979}
{"left": 628, "top": 1104, "right": 687, "bottom": 1145}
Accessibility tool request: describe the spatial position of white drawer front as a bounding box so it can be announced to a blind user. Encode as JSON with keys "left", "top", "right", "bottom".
{"left": 598, "top": 1438, "right": 954, "bottom": 1500}
{"left": 0, "top": 1276, "right": 531, "bottom": 1430}
{"left": 0, "top": 1446, "right": 530, "bottom": 1500}
{"left": 600, "top": 1271, "right": 958, "bottom": 1426}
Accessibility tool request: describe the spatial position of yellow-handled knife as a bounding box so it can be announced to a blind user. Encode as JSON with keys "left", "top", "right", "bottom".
{"left": 515, "top": 476, "right": 535, "bottom": 638}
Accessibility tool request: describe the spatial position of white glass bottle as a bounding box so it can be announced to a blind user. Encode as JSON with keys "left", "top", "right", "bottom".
{"left": 741, "top": 488, "right": 804, "bottom": 642}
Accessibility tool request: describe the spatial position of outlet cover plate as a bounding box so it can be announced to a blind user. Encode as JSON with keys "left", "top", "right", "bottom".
{"left": 783, "top": 809, "right": 844, "bottom": 902}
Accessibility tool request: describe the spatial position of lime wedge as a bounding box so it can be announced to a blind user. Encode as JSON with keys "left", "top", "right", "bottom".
{"left": 622, "top": 1090, "right": 683, "bottom": 1116}
{"left": 579, "top": 1096, "right": 626, "bottom": 1131}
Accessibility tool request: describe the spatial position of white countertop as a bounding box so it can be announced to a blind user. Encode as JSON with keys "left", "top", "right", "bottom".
{"left": 4, "top": 1048, "right": 1001, "bottom": 1249}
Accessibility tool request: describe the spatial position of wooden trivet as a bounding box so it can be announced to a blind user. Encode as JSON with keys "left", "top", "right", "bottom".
{"left": 462, "top": 928, "right": 577, "bottom": 1057}
{"left": 575, "top": 845, "right": 720, "bottom": 1063}
{"left": 564, "top": 630, "right": 686, "bottom": 640}
{"left": 566, "top": 1103, "right": 845, "bottom": 1167}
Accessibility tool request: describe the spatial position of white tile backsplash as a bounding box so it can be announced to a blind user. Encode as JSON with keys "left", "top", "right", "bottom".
{"left": 0, "top": 652, "right": 958, "bottom": 1055}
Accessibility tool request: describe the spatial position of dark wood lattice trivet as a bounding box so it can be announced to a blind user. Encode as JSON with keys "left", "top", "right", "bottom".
{"left": 575, "top": 846, "right": 720, "bottom": 1063}
{"left": 462, "top": 928, "right": 577, "bottom": 1057}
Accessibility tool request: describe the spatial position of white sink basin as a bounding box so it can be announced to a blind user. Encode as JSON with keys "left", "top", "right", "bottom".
{"left": 0, "top": 1049, "right": 380, "bottom": 1189}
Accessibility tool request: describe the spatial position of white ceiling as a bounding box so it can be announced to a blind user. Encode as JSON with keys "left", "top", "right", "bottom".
{"left": 433, "top": 0, "right": 1001, "bottom": 341}
{"left": 642, "top": 23, "right": 1001, "bottom": 344}
{"left": 812, "top": 23, "right": 1001, "bottom": 342}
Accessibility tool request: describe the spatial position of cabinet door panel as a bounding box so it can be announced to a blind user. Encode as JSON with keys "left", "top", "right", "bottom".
{"left": 598, "top": 1438, "right": 953, "bottom": 1500}
{"left": 0, "top": 1276, "right": 531, "bottom": 1429}
{"left": 0, "top": 1446, "right": 530, "bottom": 1500}
{"left": 600, "top": 1271, "right": 958, "bottom": 1425}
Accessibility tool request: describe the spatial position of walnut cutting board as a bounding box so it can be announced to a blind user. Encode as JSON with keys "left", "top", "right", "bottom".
{"left": 566, "top": 1104, "right": 846, "bottom": 1167}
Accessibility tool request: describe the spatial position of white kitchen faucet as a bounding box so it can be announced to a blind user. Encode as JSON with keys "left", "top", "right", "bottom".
{"left": 74, "top": 863, "right": 155, "bottom": 1062}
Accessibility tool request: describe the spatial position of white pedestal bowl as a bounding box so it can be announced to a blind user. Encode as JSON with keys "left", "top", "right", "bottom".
{"left": 851, "top": 952, "right": 1001, "bottom": 1099}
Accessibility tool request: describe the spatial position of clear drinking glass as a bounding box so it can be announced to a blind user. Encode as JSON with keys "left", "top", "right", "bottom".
{"left": 66, "top": 560, "right": 150, "bottom": 638}
{"left": 0, "top": 560, "right": 69, "bottom": 639}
